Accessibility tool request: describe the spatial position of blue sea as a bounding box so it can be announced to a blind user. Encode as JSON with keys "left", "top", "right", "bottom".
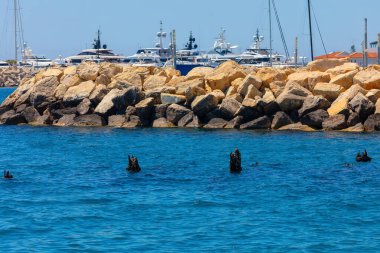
{"left": 1, "top": 88, "right": 380, "bottom": 252}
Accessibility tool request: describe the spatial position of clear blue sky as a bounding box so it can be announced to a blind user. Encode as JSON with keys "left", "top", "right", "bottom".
{"left": 0, "top": 0, "right": 379, "bottom": 60}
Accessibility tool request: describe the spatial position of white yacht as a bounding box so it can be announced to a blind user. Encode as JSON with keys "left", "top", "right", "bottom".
{"left": 236, "top": 30, "right": 285, "bottom": 67}
{"left": 20, "top": 43, "right": 53, "bottom": 68}
{"left": 205, "top": 29, "right": 241, "bottom": 67}
{"left": 0, "top": 61, "right": 10, "bottom": 68}
{"left": 65, "top": 30, "right": 126, "bottom": 65}
{"left": 126, "top": 22, "right": 172, "bottom": 66}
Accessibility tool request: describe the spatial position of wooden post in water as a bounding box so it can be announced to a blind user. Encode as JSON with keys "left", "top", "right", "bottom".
{"left": 229, "top": 149, "right": 242, "bottom": 173}
{"left": 127, "top": 156, "right": 141, "bottom": 173}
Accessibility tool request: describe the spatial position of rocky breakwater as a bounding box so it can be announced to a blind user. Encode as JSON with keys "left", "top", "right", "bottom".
{"left": 1, "top": 59, "right": 380, "bottom": 132}
{"left": 0, "top": 67, "right": 38, "bottom": 87}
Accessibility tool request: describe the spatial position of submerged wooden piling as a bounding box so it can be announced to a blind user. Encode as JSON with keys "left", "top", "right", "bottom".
{"left": 230, "top": 149, "right": 242, "bottom": 173}
{"left": 127, "top": 156, "right": 141, "bottom": 172}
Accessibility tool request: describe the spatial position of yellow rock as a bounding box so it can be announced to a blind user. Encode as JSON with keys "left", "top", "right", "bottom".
{"left": 175, "top": 78, "right": 205, "bottom": 95}
{"left": 278, "top": 123, "right": 315, "bottom": 132}
{"left": 340, "top": 123, "right": 364, "bottom": 132}
{"left": 353, "top": 69, "right": 380, "bottom": 90}
{"left": 54, "top": 74, "right": 82, "bottom": 99}
{"left": 77, "top": 62, "right": 100, "bottom": 81}
{"left": 327, "top": 84, "right": 367, "bottom": 116}
{"left": 231, "top": 78, "right": 244, "bottom": 88}
{"left": 143, "top": 75, "right": 168, "bottom": 91}
{"left": 111, "top": 71, "right": 143, "bottom": 89}
{"left": 256, "top": 68, "right": 287, "bottom": 87}
{"left": 210, "top": 89, "right": 225, "bottom": 103}
{"left": 205, "top": 61, "right": 246, "bottom": 91}
{"left": 287, "top": 71, "right": 330, "bottom": 90}
{"left": 269, "top": 81, "right": 286, "bottom": 98}
{"left": 307, "top": 58, "right": 348, "bottom": 72}
{"left": 313, "top": 82, "right": 344, "bottom": 101}
{"left": 237, "top": 74, "right": 262, "bottom": 96}
{"left": 63, "top": 80, "right": 96, "bottom": 103}
{"left": 245, "top": 85, "right": 262, "bottom": 99}
{"left": 329, "top": 69, "right": 358, "bottom": 89}
{"left": 186, "top": 67, "right": 214, "bottom": 78}
{"left": 366, "top": 89, "right": 380, "bottom": 103}
{"left": 63, "top": 65, "right": 77, "bottom": 76}
{"left": 326, "top": 62, "right": 359, "bottom": 76}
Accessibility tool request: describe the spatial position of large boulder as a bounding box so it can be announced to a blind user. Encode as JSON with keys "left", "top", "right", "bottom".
{"left": 191, "top": 94, "right": 218, "bottom": 117}
{"left": 99, "top": 62, "right": 123, "bottom": 79}
{"left": 205, "top": 61, "right": 246, "bottom": 90}
{"left": 237, "top": 74, "right": 262, "bottom": 96}
{"left": 166, "top": 104, "right": 191, "bottom": 125}
{"left": 76, "top": 98, "right": 92, "bottom": 115}
{"left": 348, "top": 93, "right": 375, "bottom": 121}
{"left": 73, "top": 114, "right": 105, "bottom": 127}
{"left": 271, "top": 111, "right": 293, "bottom": 129}
{"left": 322, "top": 114, "right": 347, "bottom": 130}
{"left": 152, "top": 117, "right": 176, "bottom": 128}
{"left": 143, "top": 75, "right": 168, "bottom": 91}
{"left": 175, "top": 78, "right": 205, "bottom": 95}
{"left": 95, "top": 87, "right": 139, "bottom": 116}
{"left": 240, "top": 116, "right": 271, "bottom": 129}
{"left": 54, "top": 74, "right": 82, "bottom": 99}
{"left": 366, "top": 89, "right": 380, "bottom": 104}
{"left": 313, "top": 82, "right": 344, "bottom": 101}
{"left": 29, "top": 76, "right": 60, "bottom": 107}
{"left": 329, "top": 70, "right": 359, "bottom": 89}
{"left": 257, "top": 88, "right": 280, "bottom": 115}
{"left": 278, "top": 122, "right": 315, "bottom": 131}
{"left": 134, "top": 97, "right": 155, "bottom": 122}
{"left": 276, "top": 81, "right": 312, "bottom": 112}
{"left": 219, "top": 98, "right": 242, "bottom": 120}
{"left": 301, "top": 109, "right": 329, "bottom": 129}
{"left": 256, "top": 68, "right": 287, "bottom": 87}
{"left": 364, "top": 114, "right": 380, "bottom": 131}
{"left": 63, "top": 80, "right": 96, "bottom": 105}
{"left": 287, "top": 71, "right": 330, "bottom": 90}
{"left": 204, "top": 118, "right": 228, "bottom": 129}
{"left": 89, "top": 84, "right": 109, "bottom": 105}
{"left": 269, "top": 81, "right": 286, "bottom": 98}
{"left": 110, "top": 71, "right": 143, "bottom": 90}
{"left": 353, "top": 69, "right": 380, "bottom": 90}
{"left": 0, "top": 110, "right": 26, "bottom": 125}
{"left": 42, "top": 68, "right": 63, "bottom": 80}
{"left": 177, "top": 112, "right": 196, "bottom": 127}
{"left": 298, "top": 95, "right": 331, "bottom": 117}
{"left": 160, "top": 93, "right": 186, "bottom": 105}
{"left": 108, "top": 115, "right": 126, "bottom": 127}
{"left": 327, "top": 84, "right": 367, "bottom": 116}
{"left": 225, "top": 116, "right": 244, "bottom": 129}
{"left": 77, "top": 62, "right": 100, "bottom": 81}
{"left": 307, "top": 58, "right": 348, "bottom": 72}
{"left": 186, "top": 67, "right": 214, "bottom": 79}
{"left": 326, "top": 62, "right": 359, "bottom": 76}
{"left": 22, "top": 106, "right": 44, "bottom": 125}
{"left": 54, "top": 114, "right": 76, "bottom": 127}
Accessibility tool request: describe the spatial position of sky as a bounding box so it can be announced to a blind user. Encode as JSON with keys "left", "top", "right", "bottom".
{"left": 0, "top": 0, "right": 379, "bottom": 61}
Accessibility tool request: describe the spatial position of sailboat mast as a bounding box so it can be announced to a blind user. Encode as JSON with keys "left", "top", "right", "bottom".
{"left": 14, "top": 0, "right": 18, "bottom": 63}
{"left": 269, "top": 0, "right": 272, "bottom": 66}
{"left": 307, "top": 0, "right": 314, "bottom": 61}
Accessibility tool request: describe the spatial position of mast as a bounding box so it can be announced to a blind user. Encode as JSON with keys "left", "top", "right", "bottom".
{"left": 172, "top": 30, "right": 177, "bottom": 70}
{"left": 307, "top": 0, "right": 314, "bottom": 61}
{"left": 14, "top": 0, "right": 18, "bottom": 63}
{"left": 364, "top": 18, "right": 368, "bottom": 67}
{"left": 295, "top": 36, "right": 298, "bottom": 68}
{"left": 269, "top": 0, "right": 273, "bottom": 66}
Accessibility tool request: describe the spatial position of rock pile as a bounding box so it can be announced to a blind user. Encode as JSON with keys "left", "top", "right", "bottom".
{"left": 1, "top": 59, "right": 380, "bottom": 132}
{"left": 0, "top": 67, "right": 39, "bottom": 87}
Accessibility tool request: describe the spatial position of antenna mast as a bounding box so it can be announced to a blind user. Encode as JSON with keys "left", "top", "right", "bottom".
{"left": 308, "top": 0, "right": 314, "bottom": 61}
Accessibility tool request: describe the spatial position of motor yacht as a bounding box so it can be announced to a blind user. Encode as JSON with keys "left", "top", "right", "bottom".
{"left": 65, "top": 30, "right": 126, "bottom": 65}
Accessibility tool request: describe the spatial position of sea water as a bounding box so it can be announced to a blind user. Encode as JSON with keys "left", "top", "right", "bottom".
{"left": 1, "top": 88, "right": 380, "bottom": 252}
